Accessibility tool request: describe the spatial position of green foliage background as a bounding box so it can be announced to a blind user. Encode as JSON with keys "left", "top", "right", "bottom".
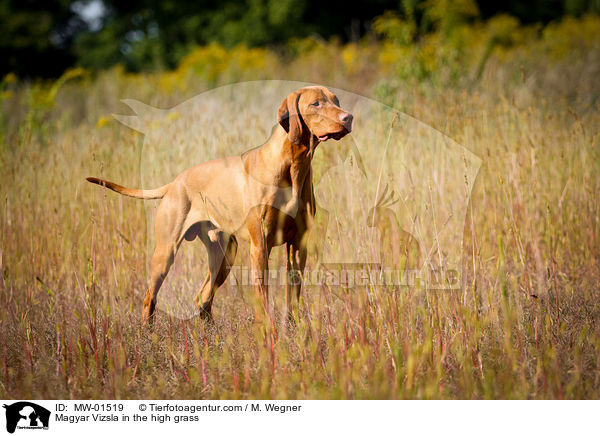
{"left": 2, "top": 0, "right": 600, "bottom": 77}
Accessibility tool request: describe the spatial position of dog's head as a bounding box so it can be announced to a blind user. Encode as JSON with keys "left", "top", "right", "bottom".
{"left": 278, "top": 86, "right": 353, "bottom": 146}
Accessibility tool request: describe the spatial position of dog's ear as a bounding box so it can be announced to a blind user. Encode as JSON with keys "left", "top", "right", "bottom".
{"left": 278, "top": 91, "right": 303, "bottom": 145}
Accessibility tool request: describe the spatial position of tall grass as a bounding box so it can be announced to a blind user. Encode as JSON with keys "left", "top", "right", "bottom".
{"left": 0, "top": 14, "right": 599, "bottom": 399}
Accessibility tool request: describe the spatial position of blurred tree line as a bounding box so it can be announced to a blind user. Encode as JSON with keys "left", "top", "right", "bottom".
{"left": 1, "top": 0, "right": 599, "bottom": 78}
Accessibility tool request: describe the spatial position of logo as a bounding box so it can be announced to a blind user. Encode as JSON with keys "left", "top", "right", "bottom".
{"left": 2, "top": 402, "right": 50, "bottom": 433}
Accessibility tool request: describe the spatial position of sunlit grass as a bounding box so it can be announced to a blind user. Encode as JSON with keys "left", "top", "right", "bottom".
{"left": 0, "top": 15, "right": 599, "bottom": 399}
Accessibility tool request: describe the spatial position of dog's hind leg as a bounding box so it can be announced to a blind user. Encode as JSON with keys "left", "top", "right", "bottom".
{"left": 141, "top": 195, "right": 188, "bottom": 324}
{"left": 193, "top": 226, "right": 238, "bottom": 320}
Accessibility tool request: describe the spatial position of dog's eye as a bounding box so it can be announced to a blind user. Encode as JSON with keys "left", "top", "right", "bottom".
{"left": 311, "top": 101, "right": 320, "bottom": 107}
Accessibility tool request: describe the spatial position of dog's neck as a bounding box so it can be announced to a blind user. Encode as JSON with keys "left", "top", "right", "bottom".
{"left": 241, "top": 125, "right": 319, "bottom": 191}
{"left": 261, "top": 125, "right": 318, "bottom": 167}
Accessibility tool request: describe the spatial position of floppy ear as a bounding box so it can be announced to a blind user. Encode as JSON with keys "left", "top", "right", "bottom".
{"left": 278, "top": 91, "right": 303, "bottom": 145}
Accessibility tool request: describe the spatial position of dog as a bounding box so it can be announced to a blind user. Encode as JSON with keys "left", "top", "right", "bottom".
{"left": 87, "top": 86, "right": 353, "bottom": 323}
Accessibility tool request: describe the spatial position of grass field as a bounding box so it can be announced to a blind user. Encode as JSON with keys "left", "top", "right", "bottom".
{"left": 1, "top": 15, "right": 599, "bottom": 399}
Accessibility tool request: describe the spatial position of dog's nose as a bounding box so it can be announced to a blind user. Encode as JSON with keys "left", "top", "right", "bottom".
{"left": 340, "top": 112, "right": 353, "bottom": 128}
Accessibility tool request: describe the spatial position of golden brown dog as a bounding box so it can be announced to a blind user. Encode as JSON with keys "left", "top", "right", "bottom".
{"left": 87, "top": 86, "right": 353, "bottom": 323}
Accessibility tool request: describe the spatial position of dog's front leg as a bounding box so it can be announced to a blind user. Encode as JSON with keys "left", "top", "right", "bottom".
{"left": 250, "top": 240, "right": 271, "bottom": 317}
{"left": 285, "top": 237, "right": 307, "bottom": 325}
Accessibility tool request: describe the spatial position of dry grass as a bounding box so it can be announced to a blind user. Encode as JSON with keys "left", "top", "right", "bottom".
{"left": 1, "top": 17, "right": 599, "bottom": 399}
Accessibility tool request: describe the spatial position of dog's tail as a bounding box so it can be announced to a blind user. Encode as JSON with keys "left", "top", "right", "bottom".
{"left": 86, "top": 177, "right": 170, "bottom": 199}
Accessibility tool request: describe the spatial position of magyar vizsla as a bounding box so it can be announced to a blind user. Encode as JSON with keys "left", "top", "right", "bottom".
{"left": 87, "top": 86, "right": 353, "bottom": 323}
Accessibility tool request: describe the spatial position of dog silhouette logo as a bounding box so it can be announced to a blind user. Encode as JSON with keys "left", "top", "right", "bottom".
{"left": 2, "top": 402, "right": 50, "bottom": 433}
